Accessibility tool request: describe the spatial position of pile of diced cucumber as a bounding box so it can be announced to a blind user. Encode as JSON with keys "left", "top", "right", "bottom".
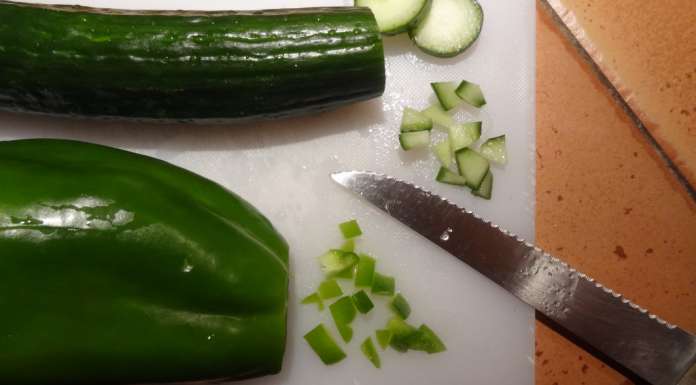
{"left": 398, "top": 80, "right": 506, "bottom": 200}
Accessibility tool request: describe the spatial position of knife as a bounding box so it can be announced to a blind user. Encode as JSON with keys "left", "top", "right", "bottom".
{"left": 331, "top": 171, "right": 696, "bottom": 385}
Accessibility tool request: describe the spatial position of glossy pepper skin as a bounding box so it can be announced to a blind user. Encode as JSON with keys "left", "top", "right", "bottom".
{"left": 0, "top": 139, "right": 289, "bottom": 385}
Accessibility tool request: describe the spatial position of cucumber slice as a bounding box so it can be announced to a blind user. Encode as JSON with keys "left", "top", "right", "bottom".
{"left": 433, "top": 139, "right": 452, "bottom": 167}
{"left": 356, "top": 0, "right": 430, "bottom": 35}
{"left": 448, "top": 121, "right": 481, "bottom": 152}
{"left": 435, "top": 167, "right": 467, "bottom": 186}
{"left": 399, "top": 130, "right": 431, "bottom": 150}
{"left": 472, "top": 170, "right": 493, "bottom": 199}
{"left": 479, "top": 135, "right": 507, "bottom": 164}
{"left": 455, "top": 80, "right": 486, "bottom": 108}
{"left": 431, "top": 82, "right": 461, "bottom": 111}
{"left": 409, "top": 0, "right": 484, "bottom": 58}
{"left": 455, "top": 148, "right": 489, "bottom": 190}
{"left": 400, "top": 107, "right": 433, "bottom": 132}
{"left": 421, "top": 104, "right": 455, "bottom": 128}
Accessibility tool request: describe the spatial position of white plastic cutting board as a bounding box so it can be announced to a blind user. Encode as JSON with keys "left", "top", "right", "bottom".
{"left": 0, "top": 1, "right": 535, "bottom": 384}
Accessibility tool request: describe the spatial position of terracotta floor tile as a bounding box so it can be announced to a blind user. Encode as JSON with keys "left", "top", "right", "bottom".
{"left": 536, "top": 5, "right": 696, "bottom": 385}
{"left": 545, "top": 0, "right": 696, "bottom": 189}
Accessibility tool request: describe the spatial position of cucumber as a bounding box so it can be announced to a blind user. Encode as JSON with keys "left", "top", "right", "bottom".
{"left": 432, "top": 139, "right": 452, "bottom": 167}
{"left": 421, "top": 104, "right": 455, "bottom": 128}
{"left": 399, "top": 131, "right": 431, "bottom": 150}
{"left": 409, "top": 0, "right": 484, "bottom": 58}
{"left": 431, "top": 82, "right": 461, "bottom": 111}
{"left": 456, "top": 80, "right": 487, "bottom": 108}
{"left": 435, "top": 167, "right": 467, "bottom": 186}
{"left": 448, "top": 121, "right": 481, "bottom": 152}
{"left": 480, "top": 135, "right": 507, "bottom": 164}
{"left": 455, "top": 148, "right": 489, "bottom": 189}
{"left": 472, "top": 170, "right": 493, "bottom": 199}
{"left": 401, "top": 107, "right": 433, "bottom": 132}
{"left": 355, "top": 0, "right": 430, "bottom": 35}
{"left": 0, "top": 1, "right": 385, "bottom": 121}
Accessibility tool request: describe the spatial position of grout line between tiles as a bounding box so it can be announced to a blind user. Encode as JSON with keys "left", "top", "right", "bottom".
{"left": 537, "top": 0, "right": 696, "bottom": 203}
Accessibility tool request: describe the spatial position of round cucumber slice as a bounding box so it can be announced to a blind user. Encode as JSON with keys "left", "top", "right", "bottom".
{"left": 409, "top": 0, "right": 484, "bottom": 58}
{"left": 356, "top": 0, "right": 430, "bottom": 35}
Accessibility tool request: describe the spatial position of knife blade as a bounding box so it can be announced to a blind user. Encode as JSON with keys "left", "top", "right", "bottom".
{"left": 331, "top": 171, "right": 696, "bottom": 385}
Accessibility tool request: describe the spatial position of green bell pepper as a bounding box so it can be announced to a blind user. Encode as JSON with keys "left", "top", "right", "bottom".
{"left": 0, "top": 139, "right": 289, "bottom": 385}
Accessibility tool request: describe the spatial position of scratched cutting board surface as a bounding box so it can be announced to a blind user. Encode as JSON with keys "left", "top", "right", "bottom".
{"left": 0, "top": 0, "right": 535, "bottom": 384}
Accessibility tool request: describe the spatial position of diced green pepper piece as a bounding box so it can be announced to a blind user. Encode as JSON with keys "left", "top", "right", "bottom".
{"left": 304, "top": 324, "right": 347, "bottom": 365}
{"left": 360, "top": 337, "right": 381, "bottom": 368}
{"left": 336, "top": 322, "right": 353, "bottom": 343}
{"left": 371, "top": 272, "right": 395, "bottom": 296}
{"left": 320, "top": 250, "right": 358, "bottom": 277}
{"left": 339, "top": 219, "right": 362, "bottom": 239}
{"left": 390, "top": 293, "right": 411, "bottom": 320}
{"left": 351, "top": 290, "right": 374, "bottom": 314}
{"left": 354, "top": 254, "right": 376, "bottom": 287}
{"left": 334, "top": 265, "right": 355, "bottom": 280}
{"left": 339, "top": 238, "right": 355, "bottom": 252}
{"left": 376, "top": 329, "right": 393, "bottom": 350}
{"left": 407, "top": 324, "right": 447, "bottom": 354}
{"left": 386, "top": 317, "right": 418, "bottom": 352}
{"left": 329, "top": 296, "right": 357, "bottom": 325}
{"left": 318, "top": 279, "right": 343, "bottom": 300}
{"left": 301, "top": 292, "right": 324, "bottom": 311}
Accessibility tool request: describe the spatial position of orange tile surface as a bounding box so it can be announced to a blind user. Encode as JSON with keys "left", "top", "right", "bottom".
{"left": 546, "top": 0, "right": 696, "bottom": 188}
{"left": 535, "top": 4, "right": 696, "bottom": 385}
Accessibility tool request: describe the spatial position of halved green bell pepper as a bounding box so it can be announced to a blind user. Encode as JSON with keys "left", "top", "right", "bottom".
{"left": 0, "top": 139, "right": 289, "bottom": 385}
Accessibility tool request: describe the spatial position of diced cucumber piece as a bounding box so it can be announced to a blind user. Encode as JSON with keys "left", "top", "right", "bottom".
{"left": 376, "top": 329, "right": 393, "bottom": 350}
{"left": 339, "top": 219, "right": 362, "bottom": 238}
{"left": 455, "top": 148, "right": 489, "bottom": 190}
{"left": 361, "top": 337, "right": 381, "bottom": 368}
{"left": 390, "top": 293, "right": 411, "bottom": 320}
{"left": 355, "top": 0, "right": 430, "bottom": 35}
{"left": 301, "top": 292, "right": 324, "bottom": 311}
{"left": 479, "top": 134, "right": 507, "bottom": 164}
{"left": 339, "top": 238, "right": 355, "bottom": 253}
{"left": 422, "top": 103, "right": 455, "bottom": 128}
{"left": 455, "top": 80, "right": 486, "bottom": 107}
{"left": 431, "top": 82, "right": 461, "bottom": 111}
{"left": 399, "top": 130, "right": 431, "bottom": 150}
{"left": 410, "top": 0, "right": 484, "bottom": 58}
{"left": 407, "top": 324, "right": 447, "bottom": 354}
{"left": 355, "top": 254, "right": 376, "bottom": 287}
{"left": 304, "top": 324, "right": 346, "bottom": 365}
{"left": 436, "top": 167, "right": 467, "bottom": 186}
{"left": 433, "top": 139, "right": 452, "bottom": 167}
{"left": 320, "top": 250, "right": 359, "bottom": 277}
{"left": 448, "top": 121, "right": 481, "bottom": 152}
{"left": 400, "top": 107, "right": 433, "bottom": 132}
{"left": 371, "top": 272, "right": 395, "bottom": 296}
{"left": 472, "top": 169, "right": 493, "bottom": 199}
{"left": 352, "top": 290, "right": 375, "bottom": 314}
{"left": 318, "top": 279, "right": 343, "bottom": 300}
{"left": 386, "top": 317, "right": 418, "bottom": 352}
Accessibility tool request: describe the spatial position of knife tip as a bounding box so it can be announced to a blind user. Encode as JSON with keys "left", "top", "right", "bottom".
{"left": 330, "top": 171, "right": 356, "bottom": 186}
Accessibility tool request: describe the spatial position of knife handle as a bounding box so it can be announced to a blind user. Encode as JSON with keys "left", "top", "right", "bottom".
{"left": 679, "top": 363, "right": 696, "bottom": 385}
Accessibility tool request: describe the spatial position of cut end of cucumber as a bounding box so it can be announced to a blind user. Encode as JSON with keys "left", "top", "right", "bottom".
{"left": 431, "top": 82, "right": 461, "bottom": 111}
{"left": 409, "top": 0, "right": 484, "bottom": 58}
{"left": 455, "top": 148, "right": 489, "bottom": 190}
{"left": 399, "top": 130, "right": 431, "bottom": 150}
{"left": 401, "top": 107, "right": 433, "bottom": 132}
{"left": 455, "top": 80, "right": 486, "bottom": 108}
{"left": 480, "top": 135, "right": 506, "bottom": 165}
{"left": 356, "top": 0, "right": 430, "bottom": 35}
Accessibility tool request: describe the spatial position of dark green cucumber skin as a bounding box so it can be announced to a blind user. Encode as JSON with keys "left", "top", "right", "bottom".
{"left": 0, "top": 1, "right": 385, "bottom": 121}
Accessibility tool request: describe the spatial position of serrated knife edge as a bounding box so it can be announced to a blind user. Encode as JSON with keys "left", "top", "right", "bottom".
{"left": 331, "top": 170, "right": 696, "bottom": 385}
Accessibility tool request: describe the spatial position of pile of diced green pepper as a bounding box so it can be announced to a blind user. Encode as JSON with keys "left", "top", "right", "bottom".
{"left": 302, "top": 220, "right": 446, "bottom": 368}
